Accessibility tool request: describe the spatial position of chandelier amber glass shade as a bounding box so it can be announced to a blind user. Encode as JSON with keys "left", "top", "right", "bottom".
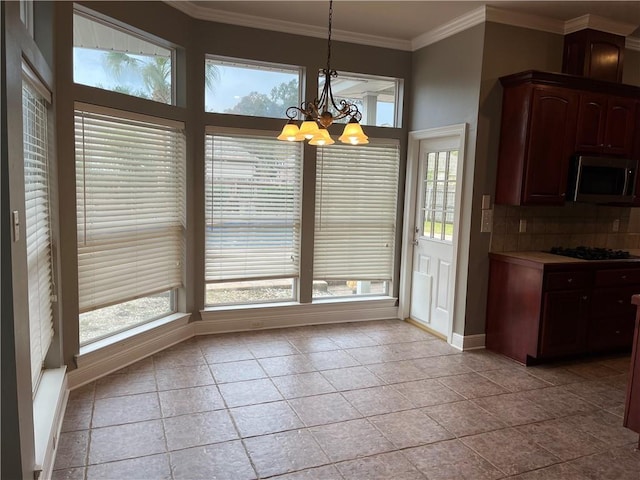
{"left": 339, "top": 119, "right": 369, "bottom": 145}
{"left": 277, "top": 120, "right": 303, "bottom": 142}
{"left": 308, "top": 127, "right": 335, "bottom": 146}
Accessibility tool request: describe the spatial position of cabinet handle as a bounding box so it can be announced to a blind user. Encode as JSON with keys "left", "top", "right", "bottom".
{"left": 621, "top": 275, "right": 627, "bottom": 280}
{"left": 567, "top": 278, "right": 573, "bottom": 283}
{"left": 618, "top": 299, "right": 624, "bottom": 304}
{"left": 616, "top": 330, "right": 621, "bottom": 334}
{"left": 582, "top": 296, "right": 588, "bottom": 300}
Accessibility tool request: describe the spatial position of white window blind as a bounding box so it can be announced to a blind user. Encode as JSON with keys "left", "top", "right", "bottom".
{"left": 75, "top": 107, "right": 185, "bottom": 312}
{"left": 314, "top": 141, "right": 400, "bottom": 281}
{"left": 22, "top": 76, "right": 54, "bottom": 391}
{"left": 205, "top": 132, "right": 302, "bottom": 282}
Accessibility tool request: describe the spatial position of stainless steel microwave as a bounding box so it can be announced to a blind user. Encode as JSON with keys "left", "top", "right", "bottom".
{"left": 567, "top": 156, "right": 638, "bottom": 203}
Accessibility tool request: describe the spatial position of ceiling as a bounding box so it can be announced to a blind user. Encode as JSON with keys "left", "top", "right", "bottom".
{"left": 168, "top": 1, "right": 640, "bottom": 50}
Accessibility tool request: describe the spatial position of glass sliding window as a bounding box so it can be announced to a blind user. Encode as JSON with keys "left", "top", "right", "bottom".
{"left": 318, "top": 71, "right": 401, "bottom": 127}
{"left": 204, "top": 56, "right": 301, "bottom": 119}
{"left": 204, "top": 131, "right": 302, "bottom": 305}
{"left": 313, "top": 141, "right": 400, "bottom": 299}
{"left": 22, "top": 66, "right": 54, "bottom": 391}
{"left": 73, "top": 10, "right": 174, "bottom": 104}
{"left": 75, "top": 106, "right": 185, "bottom": 344}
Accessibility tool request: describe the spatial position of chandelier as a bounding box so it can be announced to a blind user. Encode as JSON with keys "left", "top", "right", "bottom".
{"left": 277, "top": 0, "right": 368, "bottom": 146}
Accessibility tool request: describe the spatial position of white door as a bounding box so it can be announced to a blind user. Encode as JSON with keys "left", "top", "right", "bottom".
{"left": 410, "top": 137, "right": 460, "bottom": 338}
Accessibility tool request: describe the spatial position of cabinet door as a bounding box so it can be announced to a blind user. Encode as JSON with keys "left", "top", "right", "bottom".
{"left": 575, "top": 94, "right": 636, "bottom": 157}
{"left": 603, "top": 97, "right": 636, "bottom": 156}
{"left": 539, "top": 289, "right": 589, "bottom": 357}
{"left": 523, "top": 87, "right": 579, "bottom": 205}
{"left": 575, "top": 93, "right": 606, "bottom": 154}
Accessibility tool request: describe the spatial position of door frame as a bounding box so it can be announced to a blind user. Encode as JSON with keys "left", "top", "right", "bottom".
{"left": 399, "top": 124, "right": 467, "bottom": 344}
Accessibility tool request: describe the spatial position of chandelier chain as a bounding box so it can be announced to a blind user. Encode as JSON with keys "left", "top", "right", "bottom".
{"left": 326, "top": 0, "right": 333, "bottom": 72}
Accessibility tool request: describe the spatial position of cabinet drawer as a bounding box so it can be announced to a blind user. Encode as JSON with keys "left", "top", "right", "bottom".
{"left": 588, "top": 315, "right": 635, "bottom": 352}
{"left": 544, "top": 271, "right": 592, "bottom": 291}
{"left": 591, "top": 287, "right": 638, "bottom": 317}
{"left": 595, "top": 269, "right": 640, "bottom": 287}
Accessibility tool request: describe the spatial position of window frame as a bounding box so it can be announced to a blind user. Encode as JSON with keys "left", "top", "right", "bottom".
{"left": 22, "top": 61, "right": 55, "bottom": 392}
{"left": 317, "top": 70, "right": 403, "bottom": 128}
{"left": 72, "top": 6, "right": 177, "bottom": 105}
{"left": 204, "top": 54, "right": 304, "bottom": 119}
{"left": 74, "top": 103, "right": 186, "bottom": 345}
{"left": 203, "top": 127, "right": 304, "bottom": 307}
{"left": 312, "top": 138, "right": 401, "bottom": 301}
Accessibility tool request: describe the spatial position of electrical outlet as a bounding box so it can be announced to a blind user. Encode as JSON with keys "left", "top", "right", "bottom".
{"left": 519, "top": 219, "right": 527, "bottom": 233}
{"left": 613, "top": 219, "right": 620, "bottom": 232}
{"left": 481, "top": 209, "right": 493, "bottom": 233}
{"left": 481, "top": 194, "right": 491, "bottom": 210}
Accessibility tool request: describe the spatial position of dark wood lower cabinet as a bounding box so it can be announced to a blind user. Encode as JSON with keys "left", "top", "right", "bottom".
{"left": 540, "top": 290, "right": 589, "bottom": 357}
{"left": 624, "top": 295, "right": 640, "bottom": 447}
{"left": 487, "top": 253, "right": 638, "bottom": 365}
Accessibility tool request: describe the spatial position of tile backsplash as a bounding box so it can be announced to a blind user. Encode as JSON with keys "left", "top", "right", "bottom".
{"left": 490, "top": 204, "right": 640, "bottom": 252}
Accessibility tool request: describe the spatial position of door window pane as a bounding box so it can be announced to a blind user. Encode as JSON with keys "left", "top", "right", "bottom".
{"left": 422, "top": 150, "right": 457, "bottom": 243}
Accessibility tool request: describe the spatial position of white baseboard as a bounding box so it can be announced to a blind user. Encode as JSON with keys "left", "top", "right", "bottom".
{"left": 67, "top": 314, "right": 193, "bottom": 389}
{"left": 197, "top": 298, "right": 399, "bottom": 335}
{"left": 451, "top": 333, "right": 486, "bottom": 351}
{"left": 67, "top": 299, "right": 399, "bottom": 388}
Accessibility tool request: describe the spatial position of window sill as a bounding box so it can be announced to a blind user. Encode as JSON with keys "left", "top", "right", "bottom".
{"left": 70, "top": 313, "right": 192, "bottom": 389}
{"left": 34, "top": 367, "right": 67, "bottom": 478}
{"left": 79, "top": 312, "right": 190, "bottom": 357}
{"left": 198, "top": 297, "right": 399, "bottom": 335}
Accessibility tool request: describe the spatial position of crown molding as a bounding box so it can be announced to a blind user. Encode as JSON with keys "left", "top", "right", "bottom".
{"left": 166, "top": 1, "right": 640, "bottom": 53}
{"left": 564, "top": 14, "right": 638, "bottom": 36}
{"left": 163, "top": 0, "right": 412, "bottom": 51}
{"left": 412, "top": 6, "right": 487, "bottom": 51}
{"left": 485, "top": 5, "right": 565, "bottom": 34}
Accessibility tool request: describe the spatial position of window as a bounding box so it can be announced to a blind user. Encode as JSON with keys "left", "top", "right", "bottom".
{"left": 204, "top": 131, "right": 302, "bottom": 305}
{"left": 73, "top": 10, "right": 174, "bottom": 104}
{"left": 22, "top": 66, "right": 54, "bottom": 391}
{"left": 75, "top": 106, "right": 185, "bottom": 344}
{"left": 205, "top": 56, "right": 301, "bottom": 119}
{"left": 421, "top": 150, "right": 458, "bottom": 243}
{"left": 313, "top": 141, "right": 400, "bottom": 298}
{"left": 318, "top": 71, "right": 401, "bottom": 127}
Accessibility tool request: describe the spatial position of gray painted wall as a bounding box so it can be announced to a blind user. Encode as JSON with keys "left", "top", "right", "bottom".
{"left": 623, "top": 48, "right": 640, "bottom": 86}
{"left": 410, "top": 24, "right": 485, "bottom": 337}
{"left": 469, "top": 23, "right": 565, "bottom": 336}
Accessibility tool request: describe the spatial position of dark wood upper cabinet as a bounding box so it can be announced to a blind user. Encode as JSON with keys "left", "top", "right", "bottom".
{"left": 496, "top": 71, "right": 640, "bottom": 206}
{"left": 496, "top": 82, "right": 578, "bottom": 205}
{"left": 575, "top": 93, "right": 636, "bottom": 156}
{"left": 563, "top": 29, "right": 625, "bottom": 83}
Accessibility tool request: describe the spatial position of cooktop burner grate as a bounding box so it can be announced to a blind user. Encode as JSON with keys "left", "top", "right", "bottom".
{"left": 548, "top": 246, "right": 632, "bottom": 260}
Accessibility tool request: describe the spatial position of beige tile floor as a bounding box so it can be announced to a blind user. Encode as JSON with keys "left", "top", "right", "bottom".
{"left": 52, "top": 319, "right": 640, "bottom": 479}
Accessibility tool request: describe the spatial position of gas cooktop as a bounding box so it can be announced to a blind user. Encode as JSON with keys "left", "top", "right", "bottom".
{"left": 548, "top": 246, "right": 632, "bottom": 260}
